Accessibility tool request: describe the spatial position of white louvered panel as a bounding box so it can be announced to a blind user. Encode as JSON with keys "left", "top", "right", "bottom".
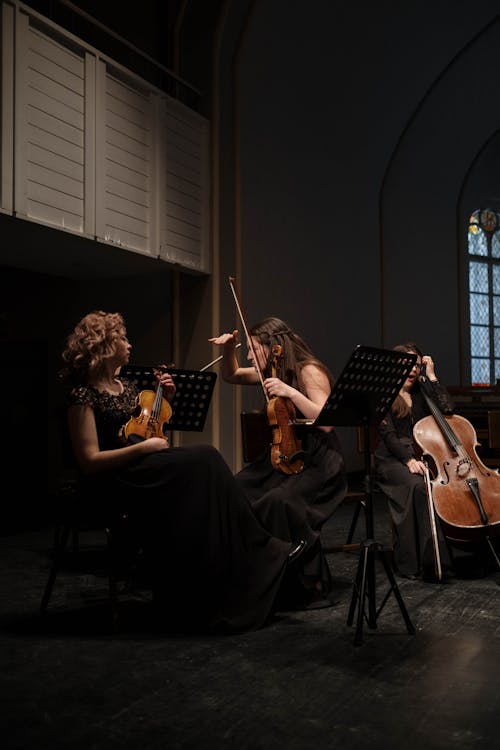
{"left": 160, "top": 100, "right": 209, "bottom": 272}
{"left": 100, "top": 71, "right": 153, "bottom": 254}
{"left": 20, "top": 23, "right": 85, "bottom": 231}
{"left": 166, "top": 200, "right": 201, "bottom": 227}
{"left": 106, "top": 159, "right": 148, "bottom": 191}
{"left": 28, "top": 161, "right": 83, "bottom": 198}
{"left": 27, "top": 142, "right": 84, "bottom": 182}
{"left": 106, "top": 175, "right": 148, "bottom": 207}
{"left": 27, "top": 181, "right": 82, "bottom": 214}
{"left": 1, "top": 1, "right": 15, "bottom": 214}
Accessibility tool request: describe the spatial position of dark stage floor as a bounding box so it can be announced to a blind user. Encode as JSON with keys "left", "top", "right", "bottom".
{"left": 1, "top": 493, "right": 499, "bottom": 750}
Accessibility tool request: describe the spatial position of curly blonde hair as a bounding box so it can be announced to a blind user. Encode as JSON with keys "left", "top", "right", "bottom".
{"left": 60, "top": 310, "right": 126, "bottom": 384}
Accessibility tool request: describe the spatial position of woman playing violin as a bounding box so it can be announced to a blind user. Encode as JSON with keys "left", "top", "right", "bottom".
{"left": 374, "top": 342, "right": 455, "bottom": 582}
{"left": 209, "top": 317, "right": 348, "bottom": 610}
{"left": 60, "top": 310, "right": 306, "bottom": 634}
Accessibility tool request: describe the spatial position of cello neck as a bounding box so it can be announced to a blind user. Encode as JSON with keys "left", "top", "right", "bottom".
{"left": 420, "top": 383, "right": 460, "bottom": 451}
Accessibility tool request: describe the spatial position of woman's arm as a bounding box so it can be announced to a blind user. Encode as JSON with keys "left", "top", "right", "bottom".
{"left": 264, "top": 364, "right": 331, "bottom": 422}
{"left": 68, "top": 404, "right": 168, "bottom": 475}
{"left": 377, "top": 413, "right": 426, "bottom": 474}
{"left": 208, "top": 330, "right": 259, "bottom": 384}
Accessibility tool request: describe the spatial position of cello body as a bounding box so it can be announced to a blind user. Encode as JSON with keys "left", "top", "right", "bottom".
{"left": 413, "top": 413, "right": 500, "bottom": 543}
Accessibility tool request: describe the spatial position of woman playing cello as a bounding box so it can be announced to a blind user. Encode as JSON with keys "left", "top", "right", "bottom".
{"left": 210, "top": 316, "right": 348, "bottom": 610}
{"left": 374, "top": 342, "right": 455, "bottom": 582}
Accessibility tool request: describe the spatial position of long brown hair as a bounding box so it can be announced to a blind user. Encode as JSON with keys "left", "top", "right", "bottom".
{"left": 249, "top": 317, "right": 335, "bottom": 391}
{"left": 390, "top": 342, "right": 422, "bottom": 419}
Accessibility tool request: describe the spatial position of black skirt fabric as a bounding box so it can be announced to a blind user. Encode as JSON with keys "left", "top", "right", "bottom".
{"left": 107, "top": 444, "right": 291, "bottom": 633}
{"left": 67, "top": 383, "right": 291, "bottom": 632}
{"left": 375, "top": 450, "right": 452, "bottom": 577}
{"left": 234, "top": 428, "right": 348, "bottom": 606}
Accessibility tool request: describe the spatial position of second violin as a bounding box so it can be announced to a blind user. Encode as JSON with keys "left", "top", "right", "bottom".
{"left": 120, "top": 366, "right": 173, "bottom": 444}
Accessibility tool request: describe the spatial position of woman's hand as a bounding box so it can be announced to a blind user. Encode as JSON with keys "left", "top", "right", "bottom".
{"left": 156, "top": 369, "right": 176, "bottom": 402}
{"left": 263, "top": 376, "right": 293, "bottom": 399}
{"left": 142, "top": 436, "right": 169, "bottom": 452}
{"left": 406, "top": 457, "right": 426, "bottom": 475}
{"left": 421, "top": 355, "right": 437, "bottom": 381}
{"left": 208, "top": 330, "right": 239, "bottom": 348}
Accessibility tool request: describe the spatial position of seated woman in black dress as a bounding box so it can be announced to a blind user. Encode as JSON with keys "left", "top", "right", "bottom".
{"left": 59, "top": 310, "right": 304, "bottom": 634}
{"left": 209, "top": 317, "right": 348, "bottom": 609}
{"left": 374, "top": 342, "right": 455, "bottom": 582}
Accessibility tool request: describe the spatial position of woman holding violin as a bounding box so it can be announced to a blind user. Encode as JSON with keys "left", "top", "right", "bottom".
{"left": 209, "top": 317, "right": 348, "bottom": 610}
{"left": 60, "top": 310, "right": 306, "bottom": 634}
{"left": 374, "top": 342, "right": 455, "bottom": 582}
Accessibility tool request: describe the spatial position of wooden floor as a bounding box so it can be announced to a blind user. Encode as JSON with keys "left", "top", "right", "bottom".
{"left": 1, "top": 493, "right": 499, "bottom": 750}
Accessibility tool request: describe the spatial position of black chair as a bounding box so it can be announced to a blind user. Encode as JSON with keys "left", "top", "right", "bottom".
{"left": 41, "top": 412, "right": 144, "bottom": 626}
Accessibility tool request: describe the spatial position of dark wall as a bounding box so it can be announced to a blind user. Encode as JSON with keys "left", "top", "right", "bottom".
{"left": 212, "top": 0, "right": 500, "bottom": 470}
{"left": 4, "top": 0, "right": 500, "bottom": 512}
{"left": 0, "top": 253, "right": 173, "bottom": 531}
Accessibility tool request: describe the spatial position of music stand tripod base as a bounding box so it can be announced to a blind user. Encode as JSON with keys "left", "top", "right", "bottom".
{"left": 347, "top": 538, "right": 416, "bottom": 646}
{"left": 313, "top": 345, "right": 418, "bottom": 645}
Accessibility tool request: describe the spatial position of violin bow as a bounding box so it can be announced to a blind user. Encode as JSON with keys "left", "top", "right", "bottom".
{"left": 228, "top": 276, "right": 269, "bottom": 402}
{"left": 422, "top": 461, "right": 443, "bottom": 581}
{"left": 200, "top": 343, "right": 242, "bottom": 372}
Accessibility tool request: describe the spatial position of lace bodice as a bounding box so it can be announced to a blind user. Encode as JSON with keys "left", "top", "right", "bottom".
{"left": 67, "top": 378, "right": 139, "bottom": 450}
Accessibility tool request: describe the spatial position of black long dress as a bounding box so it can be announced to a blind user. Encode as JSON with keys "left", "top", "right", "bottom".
{"left": 67, "top": 379, "right": 291, "bottom": 633}
{"left": 235, "top": 427, "right": 348, "bottom": 608}
{"left": 374, "top": 380, "right": 455, "bottom": 578}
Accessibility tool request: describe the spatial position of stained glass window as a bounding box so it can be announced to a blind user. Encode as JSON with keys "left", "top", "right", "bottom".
{"left": 468, "top": 208, "right": 500, "bottom": 385}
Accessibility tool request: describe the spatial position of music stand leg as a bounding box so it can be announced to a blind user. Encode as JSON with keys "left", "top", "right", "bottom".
{"left": 347, "top": 539, "right": 378, "bottom": 646}
{"left": 347, "top": 539, "right": 415, "bottom": 645}
{"left": 378, "top": 547, "right": 416, "bottom": 636}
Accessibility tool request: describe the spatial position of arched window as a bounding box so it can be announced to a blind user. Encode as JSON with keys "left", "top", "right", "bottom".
{"left": 468, "top": 208, "right": 500, "bottom": 385}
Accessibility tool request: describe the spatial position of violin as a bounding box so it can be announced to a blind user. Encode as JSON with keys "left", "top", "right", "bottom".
{"left": 267, "top": 344, "right": 305, "bottom": 474}
{"left": 413, "top": 379, "right": 500, "bottom": 553}
{"left": 228, "top": 276, "right": 305, "bottom": 475}
{"left": 119, "top": 366, "right": 173, "bottom": 444}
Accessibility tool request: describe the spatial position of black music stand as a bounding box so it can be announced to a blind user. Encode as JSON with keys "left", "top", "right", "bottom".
{"left": 314, "top": 345, "right": 418, "bottom": 645}
{"left": 121, "top": 365, "right": 217, "bottom": 432}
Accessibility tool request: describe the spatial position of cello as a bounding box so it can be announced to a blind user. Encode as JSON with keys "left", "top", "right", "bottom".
{"left": 228, "top": 276, "right": 305, "bottom": 474}
{"left": 413, "top": 373, "right": 500, "bottom": 568}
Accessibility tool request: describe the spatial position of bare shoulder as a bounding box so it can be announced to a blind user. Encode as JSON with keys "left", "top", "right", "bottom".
{"left": 299, "top": 363, "right": 330, "bottom": 390}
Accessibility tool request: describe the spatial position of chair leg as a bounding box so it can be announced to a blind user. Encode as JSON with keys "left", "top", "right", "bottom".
{"left": 105, "top": 513, "right": 134, "bottom": 626}
{"left": 40, "top": 522, "right": 72, "bottom": 614}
